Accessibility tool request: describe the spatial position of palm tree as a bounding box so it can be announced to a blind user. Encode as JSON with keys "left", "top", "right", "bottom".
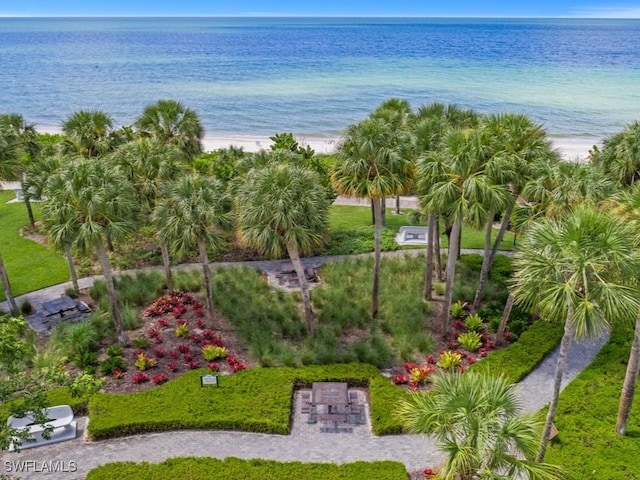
{"left": 512, "top": 207, "right": 640, "bottom": 460}
{"left": 135, "top": 99, "right": 203, "bottom": 160}
{"left": 397, "top": 371, "right": 564, "bottom": 480}
{"left": 42, "top": 160, "right": 139, "bottom": 346}
{"left": 62, "top": 110, "right": 115, "bottom": 158}
{"left": 236, "top": 162, "right": 330, "bottom": 335}
{"left": 472, "top": 113, "right": 556, "bottom": 310}
{"left": 419, "top": 127, "right": 501, "bottom": 334}
{"left": 0, "top": 114, "right": 41, "bottom": 226}
{"left": 332, "top": 117, "right": 414, "bottom": 320}
{"left": 0, "top": 125, "right": 22, "bottom": 312}
{"left": 153, "top": 175, "right": 231, "bottom": 320}
{"left": 609, "top": 184, "right": 640, "bottom": 435}
{"left": 591, "top": 121, "right": 640, "bottom": 187}
{"left": 110, "top": 138, "right": 184, "bottom": 291}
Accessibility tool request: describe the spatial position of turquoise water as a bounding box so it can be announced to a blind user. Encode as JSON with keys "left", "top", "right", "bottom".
{"left": 0, "top": 17, "right": 639, "bottom": 139}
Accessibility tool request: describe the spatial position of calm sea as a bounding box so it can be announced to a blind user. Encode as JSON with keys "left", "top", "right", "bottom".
{"left": 0, "top": 17, "right": 639, "bottom": 140}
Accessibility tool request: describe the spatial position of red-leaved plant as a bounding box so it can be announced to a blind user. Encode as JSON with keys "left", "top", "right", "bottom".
{"left": 153, "top": 373, "right": 168, "bottom": 385}
{"left": 187, "top": 360, "right": 199, "bottom": 369}
{"left": 132, "top": 372, "right": 149, "bottom": 384}
{"left": 167, "top": 361, "right": 178, "bottom": 372}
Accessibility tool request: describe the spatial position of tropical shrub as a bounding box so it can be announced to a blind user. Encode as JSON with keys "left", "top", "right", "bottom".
{"left": 201, "top": 345, "right": 227, "bottom": 361}
{"left": 464, "top": 313, "right": 483, "bottom": 332}
{"left": 100, "top": 356, "right": 127, "bottom": 376}
{"left": 132, "top": 336, "right": 150, "bottom": 349}
{"left": 134, "top": 353, "right": 157, "bottom": 371}
{"left": 457, "top": 331, "right": 482, "bottom": 352}
{"left": 450, "top": 301, "right": 466, "bottom": 319}
{"left": 436, "top": 351, "right": 463, "bottom": 369}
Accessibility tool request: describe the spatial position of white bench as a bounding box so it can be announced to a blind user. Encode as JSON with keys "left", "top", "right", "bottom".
{"left": 7, "top": 405, "right": 77, "bottom": 451}
{"left": 395, "top": 226, "right": 430, "bottom": 245}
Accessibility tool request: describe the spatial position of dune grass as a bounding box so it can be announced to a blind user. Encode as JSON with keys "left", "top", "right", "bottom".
{"left": 0, "top": 191, "right": 69, "bottom": 303}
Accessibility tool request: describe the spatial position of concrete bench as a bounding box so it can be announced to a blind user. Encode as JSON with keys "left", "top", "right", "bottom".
{"left": 7, "top": 405, "right": 77, "bottom": 451}
{"left": 318, "top": 413, "right": 347, "bottom": 423}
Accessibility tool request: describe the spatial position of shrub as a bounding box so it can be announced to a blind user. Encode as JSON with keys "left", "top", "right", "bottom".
{"left": 450, "top": 301, "right": 466, "bottom": 319}
{"left": 152, "top": 373, "right": 168, "bottom": 385}
{"left": 175, "top": 322, "right": 189, "bottom": 338}
{"left": 74, "top": 351, "right": 99, "bottom": 370}
{"left": 132, "top": 372, "right": 149, "bottom": 384}
{"left": 433, "top": 282, "right": 446, "bottom": 295}
{"left": 464, "top": 313, "right": 483, "bottom": 332}
{"left": 132, "top": 337, "right": 150, "bottom": 349}
{"left": 134, "top": 353, "right": 157, "bottom": 371}
{"left": 50, "top": 320, "right": 99, "bottom": 357}
{"left": 106, "top": 345, "right": 124, "bottom": 358}
{"left": 20, "top": 299, "right": 34, "bottom": 315}
{"left": 457, "top": 331, "right": 482, "bottom": 351}
{"left": 121, "top": 304, "right": 143, "bottom": 331}
{"left": 64, "top": 287, "right": 79, "bottom": 298}
{"left": 436, "top": 351, "right": 463, "bottom": 369}
{"left": 100, "top": 356, "right": 127, "bottom": 376}
{"left": 201, "top": 345, "right": 227, "bottom": 361}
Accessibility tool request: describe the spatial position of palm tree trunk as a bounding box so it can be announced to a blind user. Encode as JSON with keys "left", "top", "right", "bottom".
{"left": 395, "top": 194, "right": 401, "bottom": 215}
{"left": 616, "top": 314, "right": 640, "bottom": 435}
{"left": 197, "top": 238, "right": 215, "bottom": 321}
{"left": 106, "top": 231, "right": 114, "bottom": 252}
{"left": 21, "top": 175, "right": 36, "bottom": 226}
{"left": 496, "top": 292, "right": 515, "bottom": 346}
{"left": 96, "top": 238, "right": 126, "bottom": 346}
{"left": 160, "top": 243, "right": 173, "bottom": 293}
{"left": 0, "top": 250, "right": 18, "bottom": 312}
{"left": 490, "top": 198, "right": 515, "bottom": 261}
{"left": 423, "top": 213, "right": 435, "bottom": 301}
{"left": 434, "top": 216, "right": 443, "bottom": 281}
{"left": 287, "top": 243, "right": 314, "bottom": 336}
{"left": 442, "top": 220, "right": 461, "bottom": 335}
{"left": 472, "top": 214, "right": 495, "bottom": 310}
{"left": 64, "top": 243, "right": 79, "bottom": 293}
{"left": 537, "top": 309, "right": 576, "bottom": 462}
{"left": 372, "top": 197, "right": 383, "bottom": 320}
{"left": 381, "top": 197, "right": 387, "bottom": 227}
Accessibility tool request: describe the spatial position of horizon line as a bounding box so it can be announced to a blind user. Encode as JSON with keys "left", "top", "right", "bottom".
{"left": 1, "top": 14, "right": 639, "bottom": 19}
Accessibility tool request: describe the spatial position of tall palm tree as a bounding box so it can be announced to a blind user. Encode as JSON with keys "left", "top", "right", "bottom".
{"left": 110, "top": 138, "right": 184, "bottom": 291}
{"left": 135, "top": 99, "right": 203, "bottom": 160}
{"left": 591, "top": 120, "right": 640, "bottom": 187}
{"left": 609, "top": 184, "right": 640, "bottom": 435}
{"left": 42, "top": 160, "right": 139, "bottom": 346}
{"left": 332, "top": 117, "right": 414, "bottom": 320}
{"left": 62, "top": 110, "right": 115, "bottom": 158}
{"left": 0, "top": 114, "right": 41, "bottom": 226}
{"left": 472, "top": 113, "right": 556, "bottom": 310}
{"left": 236, "top": 162, "right": 330, "bottom": 335}
{"left": 419, "top": 127, "right": 501, "bottom": 334}
{"left": 414, "top": 103, "right": 479, "bottom": 293}
{"left": 512, "top": 207, "right": 640, "bottom": 460}
{"left": 397, "top": 371, "right": 564, "bottom": 480}
{"left": 0, "top": 125, "right": 22, "bottom": 312}
{"left": 153, "top": 175, "right": 232, "bottom": 321}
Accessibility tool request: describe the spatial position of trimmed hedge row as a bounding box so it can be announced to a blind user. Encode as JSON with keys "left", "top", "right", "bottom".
{"left": 470, "top": 320, "right": 563, "bottom": 383}
{"left": 86, "top": 457, "right": 409, "bottom": 480}
{"left": 545, "top": 322, "right": 640, "bottom": 479}
{"left": 87, "top": 363, "right": 409, "bottom": 440}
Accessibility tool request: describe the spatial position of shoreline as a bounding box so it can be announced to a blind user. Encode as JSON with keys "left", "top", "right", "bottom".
{"left": 36, "top": 125, "right": 599, "bottom": 161}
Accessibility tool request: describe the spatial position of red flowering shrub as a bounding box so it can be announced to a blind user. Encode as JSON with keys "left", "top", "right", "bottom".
{"left": 147, "top": 326, "right": 162, "bottom": 338}
{"left": 452, "top": 319, "right": 466, "bottom": 330}
{"left": 157, "top": 318, "right": 169, "bottom": 327}
{"left": 183, "top": 353, "right": 193, "bottom": 362}
{"left": 168, "top": 349, "right": 179, "bottom": 359}
{"left": 208, "top": 362, "right": 220, "bottom": 372}
{"left": 196, "top": 319, "right": 206, "bottom": 329}
{"left": 194, "top": 307, "right": 205, "bottom": 317}
{"left": 187, "top": 360, "right": 200, "bottom": 369}
{"left": 424, "top": 467, "right": 436, "bottom": 478}
{"left": 153, "top": 336, "right": 163, "bottom": 344}
{"left": 144, "top": 292, "right": 189, "bottom": 317}
{"left": 467, "top": 356, "right": 477, "bottom": 364}
{"left": 190, "top": 334, "right": 202, "bottom": 344}
{"left": 393, "top": 373, "right": 409, "bottom": 385}
{"left": 167, "top": 361, "right": 178, "bottom": 372}
{"left": 446, "top": 340, "right": 459, "bottom": 350}
{"left": 172, "top": 305, "right": 186, "bottom": 318}
{"left": 154, "top": 348, "right": 166, "bottom": 358}
{"left": 112, "top": 369, "right": 125, "bottom": 380}
{"left": 231, "top": 362, "right": 247, "bottom": 372}
{"left": 226, "top": 354, "right": 238, "bottom": 365}
{"left": 152, "top": 373, "right": 168, "bottom": 385}
{"left": 403, "top": 362, "right": 416, "bottom": 373}
{"left": 201, "top": 329, "right": 216, "bottom": 340}
{"left": 132, "top": 372, "right": 149, "bottom": 384}
{"left": 503, "top": 331, "right": 514, "bottom": 341}
{"left": 426, "top": 354, "right": 436, "bottom": 364}
{"left": 177, "top": 344, "right": 190, "bottom": 354}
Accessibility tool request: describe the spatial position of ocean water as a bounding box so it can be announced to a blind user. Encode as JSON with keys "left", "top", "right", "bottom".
{"left": 0, "top": 17, "right": 639, "bottom": 140}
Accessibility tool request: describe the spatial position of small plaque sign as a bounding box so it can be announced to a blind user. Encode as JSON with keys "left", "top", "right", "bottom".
{"left": 201, "top": 374, "right": 219, "bottom": 387}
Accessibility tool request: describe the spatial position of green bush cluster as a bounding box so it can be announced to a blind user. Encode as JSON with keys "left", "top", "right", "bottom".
{"left": 320, "top": 226, "right": 399, "bottom": 255}
{"left": 544, "top": 323, "right": 640, "bottom": 479}
{"left": 87, "top": 364, "right": 406, "bottom": 440}
{"left": 469, "top": 320, "right": 563, "bottom": 383}
{"left": 86, "top": 457, "right": 409, "bottom": 480}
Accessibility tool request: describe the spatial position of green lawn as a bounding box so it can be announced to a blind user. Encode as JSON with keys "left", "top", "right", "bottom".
{"left": 329, "top": 205, "right": 516, "bottom": 251}
{"left": 0, "top": 191, "right": 69, "bottom": 302}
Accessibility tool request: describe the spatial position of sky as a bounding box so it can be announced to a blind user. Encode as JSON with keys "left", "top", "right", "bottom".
{"left": 1, "top": 1, "right": 640, "bottom": 18}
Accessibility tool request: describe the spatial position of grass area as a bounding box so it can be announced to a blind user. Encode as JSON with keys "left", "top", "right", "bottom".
{"left": 544, "top": 322, "right": 640, "bottom": 479}
{"left": 86, "top": 457, "right": 409, "bottom": 480}
{"left": 328, "top": 204, "right": 516, "bottom": 251}
{"left": 0, "top": 191, "right": 69, "bottom": 303}
{"left": 211, "top": 255, "right": 436, "bottom": 368}
{"left": 87, "top": 363, "right": 409, "bottom": 439}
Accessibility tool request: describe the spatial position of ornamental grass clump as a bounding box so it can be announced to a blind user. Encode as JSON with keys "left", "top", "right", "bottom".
{"left": 202, "top": 345, "right": 227, "bottom": 361}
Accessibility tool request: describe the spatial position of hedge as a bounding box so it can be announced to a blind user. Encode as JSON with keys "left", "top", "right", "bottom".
{"left": 544, "top": 322, "right": 640, "bottom": 479}
{"left": 469, "top": 320, "right": 563, "bottom": 383}
{"left": 87, "top": 363, "right": 409, "bottom": 440}
{"left": 0, "top": 387, "right": 90, "bottom": 423}
{"left": 86, "top": 457, "right": 410, "bottom": 480}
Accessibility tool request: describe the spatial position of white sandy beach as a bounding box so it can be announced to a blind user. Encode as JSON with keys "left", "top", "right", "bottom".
{"left": 36, "top": 125, "right": 599, "bottom": 161}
